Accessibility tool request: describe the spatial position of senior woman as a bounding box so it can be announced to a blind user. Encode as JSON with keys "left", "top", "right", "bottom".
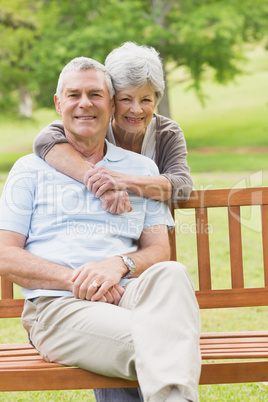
{"left": 33, "top": 42, "right": 193, "bottom": 215}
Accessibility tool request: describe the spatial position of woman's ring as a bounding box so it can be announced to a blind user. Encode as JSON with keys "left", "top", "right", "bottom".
{"left": 92, "top": 281, "right": 99, "bottom": 288}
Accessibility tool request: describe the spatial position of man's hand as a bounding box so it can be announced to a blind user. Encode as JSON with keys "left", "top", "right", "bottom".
{"left": 71, "top": 258, "right": 127, "bottom": 303}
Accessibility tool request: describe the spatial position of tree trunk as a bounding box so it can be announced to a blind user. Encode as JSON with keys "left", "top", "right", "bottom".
{"left": 19, "top": 88, "right": 32, "bottom": 118}
{"left": 150, "top": 0, "right": 173, "bottom": 118}
{"left": 157, "top": 83, "right": 171, "bottom": 118}
{"left": 157, "top": 57, "right": 171, "bottom": 118}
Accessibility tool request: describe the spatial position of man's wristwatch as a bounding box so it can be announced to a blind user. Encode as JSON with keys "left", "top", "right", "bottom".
{"left": 119, "top": 255, "right": 136, "bottom": 279}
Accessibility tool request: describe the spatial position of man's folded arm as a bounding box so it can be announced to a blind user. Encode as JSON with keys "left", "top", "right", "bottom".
{"left": 0, "top": 230, "right": 73, "bottom": 291}
{"left": 0, "top": 224, "right": 171, "bottom": 301}
{"left": 127, "top": 224, "right": 171, "bottom": 277}
{"left": 87, "top": 224, "right": 171, "bottom": 302}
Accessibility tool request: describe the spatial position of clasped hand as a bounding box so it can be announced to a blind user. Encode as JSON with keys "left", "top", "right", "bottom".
{"left": 71, "top": 261, "right": 125, "bottom": 305}
{"left": 84, "top": 164, "right": 132, "bottom": 214}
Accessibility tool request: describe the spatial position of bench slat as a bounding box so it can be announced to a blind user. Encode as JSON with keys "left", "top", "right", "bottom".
{"left": 0, "top": 360, "right": 64, "bottom": 369}
{"left": 262, "top": 204, "right": 268, "bottom": 286}
{"left": 196, "top": 207, "right": 211, "bottom": 290}
{"left": 177, "top": 187, "right": 268, "bottom": 209}
{"left": 0, "top": 299, "right": 24, "bottom": 318}
{"left": 201, "top": 338, "right": 268, "bottom": 345}
{"left": 200, "top": 360, "right": 268, "bottom": 384}
{"left": 201, "top": 330, "right": 268, "bottom": 338}
{"left": 0, "top": 343, "right": 33, "bottom": 350}
{"left": 0, "top": 367, "right": 139, "bottom": 391}
{"left": 196, "top": 287, "right": 268, "bottom": 309}
{"left": 1, "top": 277, "right": 13, "bottom": 300}
{"left": 228, "top": 206, "right": 244, "bottom": 288}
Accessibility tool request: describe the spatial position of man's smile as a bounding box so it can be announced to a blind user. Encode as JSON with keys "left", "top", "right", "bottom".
{"left": 75, "top": 116, "right": 96, "bottom": 120}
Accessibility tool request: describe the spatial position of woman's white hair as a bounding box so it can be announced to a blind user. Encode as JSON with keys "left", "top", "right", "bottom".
{"left": 105, "top": 42, "right": 165, "bottom": 105}
{"left": 56, "top": 56, "right": 115, "bottom": 100}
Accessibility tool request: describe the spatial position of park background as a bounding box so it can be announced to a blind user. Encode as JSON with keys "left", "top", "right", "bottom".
{"left": 0, "top": 1, "right": 268, "bottom": 401}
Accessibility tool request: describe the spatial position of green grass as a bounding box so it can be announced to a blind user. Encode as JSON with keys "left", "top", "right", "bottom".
{"left": 0, "top": 390, "right": 96, "bottom": 401}
{"left": 188, "top": 152, "right": 268, "bottom": 173}
{"left": 0, "top": 108, "right": 58, "bottom": 171}
{"left": 0, "top": 108, "right": 58, "bottom": 150}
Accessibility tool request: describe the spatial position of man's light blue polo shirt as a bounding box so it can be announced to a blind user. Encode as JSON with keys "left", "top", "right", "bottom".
{"left": 0, "top": 140, "right": 174, "bottom": 299}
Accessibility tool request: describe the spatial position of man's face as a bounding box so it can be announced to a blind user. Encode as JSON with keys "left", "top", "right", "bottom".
{"left": 54, "top": 69, "right": 115, "bottom": 144}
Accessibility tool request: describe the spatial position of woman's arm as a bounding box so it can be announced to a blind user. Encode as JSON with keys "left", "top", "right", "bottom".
{"left": 33, "top": 120, "right": 191, "bottom": 202}
{"left": 47, "top": 142, "right": 172, "bottom": 200}
{"left": 84, "top": 166, "right": 172, "bottom": 201}
{"left": 33, "top": 122, "right": 132, "bottom": 213}
{"left": 34, "top": 120, "right": 91, "bottom": 182}
{"left": 155, "top": 117, "right": 193, "bottom": 202}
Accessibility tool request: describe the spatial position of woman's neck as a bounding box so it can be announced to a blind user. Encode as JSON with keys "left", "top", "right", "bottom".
{"left": 112, "top": 118, "right": 145, "bottom": 154}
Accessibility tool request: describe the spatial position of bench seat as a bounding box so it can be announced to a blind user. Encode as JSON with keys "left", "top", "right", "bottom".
{"left": 0, "top": 330, "right": 268, "bottom": 391}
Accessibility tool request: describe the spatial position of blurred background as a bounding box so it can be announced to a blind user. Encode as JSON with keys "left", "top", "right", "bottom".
{"left": 0, "top": 1, "right": 268, "bottom": 400}
{"left": 0, "top": 0, "right": 268, "bottom": 184}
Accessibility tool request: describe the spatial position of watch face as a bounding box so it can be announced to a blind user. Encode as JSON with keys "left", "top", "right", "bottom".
{"left": 126, "top": 257, "right": 135, "bottom": 269}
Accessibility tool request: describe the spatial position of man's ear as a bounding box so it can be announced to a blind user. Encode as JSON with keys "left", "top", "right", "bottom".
{"left": 54, "top": 94, "right": 62, "bottom": 116}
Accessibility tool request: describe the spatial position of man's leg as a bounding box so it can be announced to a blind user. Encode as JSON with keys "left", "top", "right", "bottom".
{"left": 21, "top": 261, "right": 200, "bottom": 401}
{"left": 21, "top": 295, "right": 137, "bottom": 380}
{"left": 94, "top": 387, "right": 143, "bottom": 402}
{"left": 119, "top": 261, "right": 201, "bottom": 402}
{"left": 23, "top": 297, "right": 142, "bottom": 401}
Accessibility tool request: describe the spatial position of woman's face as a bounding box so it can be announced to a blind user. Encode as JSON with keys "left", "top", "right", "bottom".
{"left": 114, "top": 83, "right": 156, "bottom": 135}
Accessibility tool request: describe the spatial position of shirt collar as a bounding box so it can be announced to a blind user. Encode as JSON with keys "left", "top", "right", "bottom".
{"left": 101, "top": 139, "right": 126, "bottom": 162}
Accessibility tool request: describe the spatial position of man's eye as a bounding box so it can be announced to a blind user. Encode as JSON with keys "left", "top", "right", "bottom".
{"left": 69, "top": 94, "right": 78, "bottom": 97}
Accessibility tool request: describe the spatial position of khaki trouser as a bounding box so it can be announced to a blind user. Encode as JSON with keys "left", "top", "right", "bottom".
{"left": 22, "top": 262, "right": 201, "bottom": 402}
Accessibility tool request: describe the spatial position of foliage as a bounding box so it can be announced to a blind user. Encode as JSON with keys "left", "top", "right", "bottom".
{"left": 0, "top": 0, "right": 268, "bottom": 114}
{"left": 0, "top": 47, "right": 268, "bottom": 174}
{"left": 170, "top": 45, "right": 268, "bottom": 149}
{"left": 0, "top": 0, "right": 40, "bottom": 110}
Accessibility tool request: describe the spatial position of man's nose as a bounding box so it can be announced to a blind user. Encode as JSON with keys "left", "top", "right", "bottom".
{"left": 79, "top": 94, "right": 93, "bottom": 108}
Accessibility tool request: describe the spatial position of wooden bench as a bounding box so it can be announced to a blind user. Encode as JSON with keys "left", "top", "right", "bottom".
{"left": 1, "top": 186, "right": 268, "bottom": 392}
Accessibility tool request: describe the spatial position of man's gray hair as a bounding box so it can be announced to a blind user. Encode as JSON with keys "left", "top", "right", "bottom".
{"left": 105, "top": 42, "right": 165, "bottom": 105}
{"left": 56, "top": 57, "right": 115, "bottom": 100}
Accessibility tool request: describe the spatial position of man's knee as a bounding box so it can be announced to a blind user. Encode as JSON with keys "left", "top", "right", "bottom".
{"left": 146, "top": 260, "right": 189, "bottom": 279}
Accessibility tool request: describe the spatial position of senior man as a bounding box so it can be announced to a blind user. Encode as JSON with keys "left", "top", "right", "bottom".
{"left": 0, "top": 57, "right": 201, "bottom": 402}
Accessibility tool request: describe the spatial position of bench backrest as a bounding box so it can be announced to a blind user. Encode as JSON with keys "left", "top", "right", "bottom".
{"left": 169, "top": 187, "right": 268, "bottom": 309}
{"left": 1, "top": 187, "right": 268, "bottom": 318}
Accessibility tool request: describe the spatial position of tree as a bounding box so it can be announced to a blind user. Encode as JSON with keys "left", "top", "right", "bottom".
{"left": 0, "top": 0, "right": 41, "bottom": 116}
{"left": 1, "top": 0, "right": 268, "bottom": 117}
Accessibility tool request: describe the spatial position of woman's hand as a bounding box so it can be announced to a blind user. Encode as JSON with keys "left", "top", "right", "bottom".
{"left": 100, "top": 190, "right": 132, "bottom": 214}
{"left": 84, "top": 164, "right": 128, "bottom": 197}
{"left": 84, "top": 164, "right": 132, "bottom": 214}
